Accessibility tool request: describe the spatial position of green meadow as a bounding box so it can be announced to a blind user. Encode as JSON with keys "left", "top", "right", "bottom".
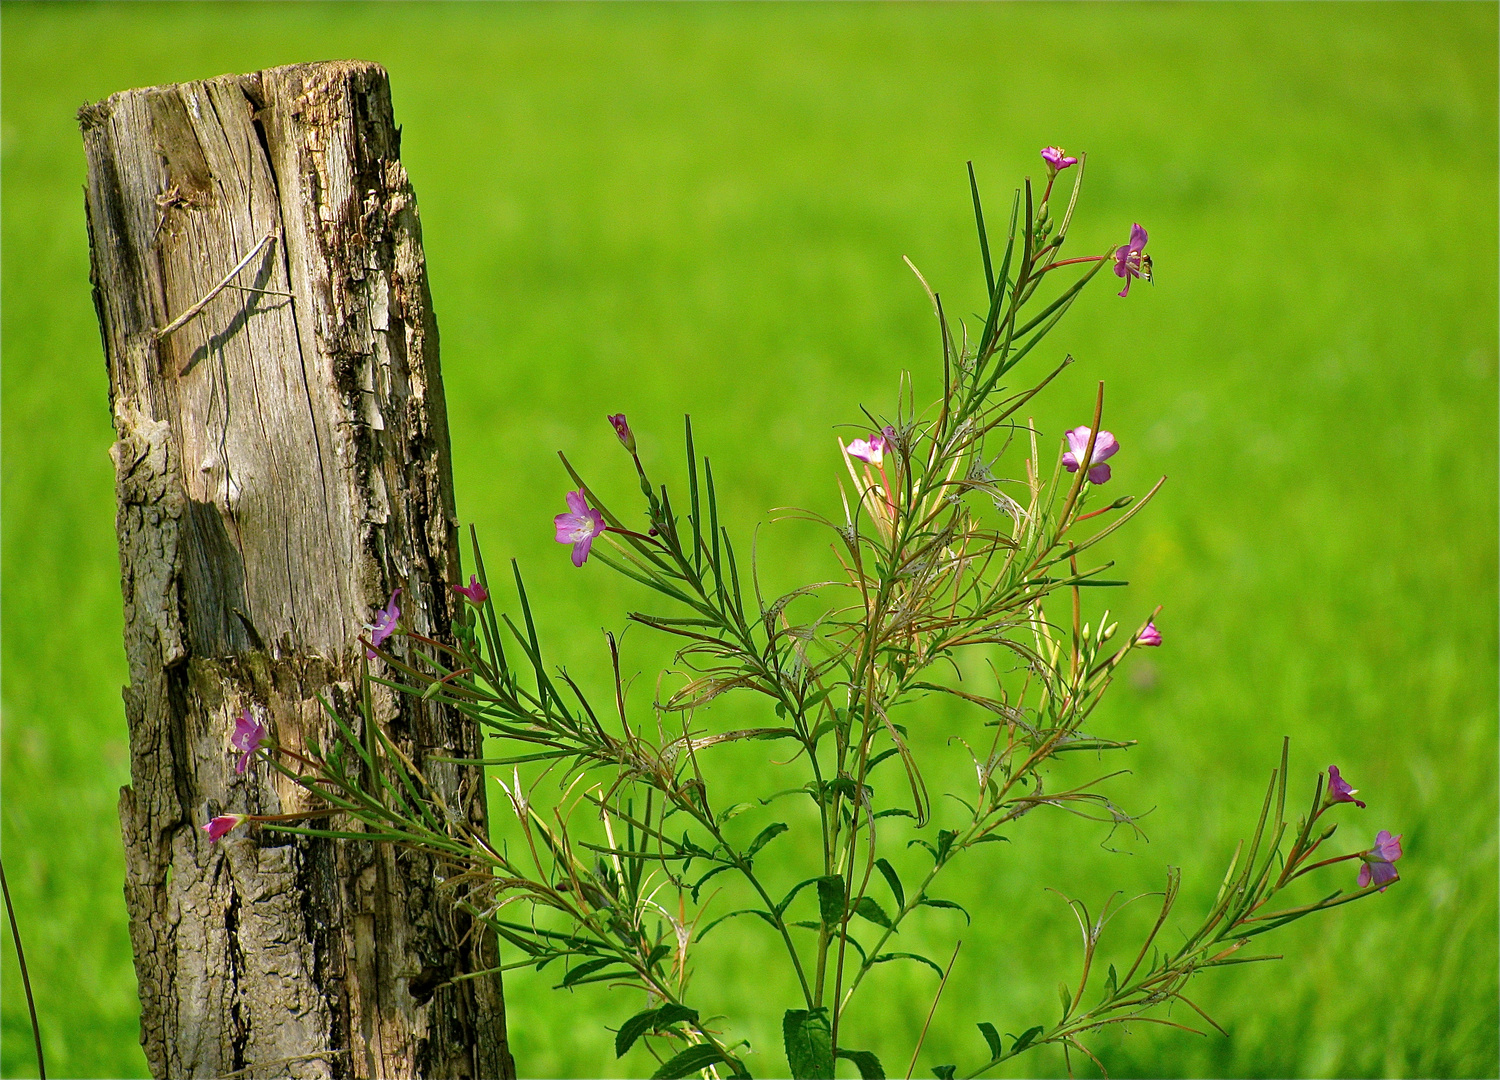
{"left": 2, "top": 3, "right": 1495, "bottom": 1076}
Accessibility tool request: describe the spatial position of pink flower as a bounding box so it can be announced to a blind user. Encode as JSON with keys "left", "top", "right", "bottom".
{"left": 1113, "top": 223, "right": 1151, "bottom": 298}
{"left": 365, "top": 589, "right": 401, "bottom": 658}
{"left": 608, "top": 413, "right": 636, "bottom": 453}
{"left": 847, "top": 433, "right": 889, "bottom": 466}
{"left": 1327, "top": 765, "right": 1367, "bottom": 809}
{"left": 1138, "top": 619, "right": 1162, "bottom": 647}
{"left": 1062, "top": 426, "right": 1119, "bottom": 484}
{"left": 203, "top": 814, "right": 244, "bottom": 843}
{"left": 1041, "top": 146, "right": 1078, "bottom": 173}
{"left": 452, "top": 575, "right": 488, "bottom": 605}
{"left": 231, "top": 707, "right": 269, "bottom": 775}
{"left": 554, "top": 490, "right": 606, "bottom": 567}
{"left": 1357, "top": 830, "right": 1403, "bottom": 891}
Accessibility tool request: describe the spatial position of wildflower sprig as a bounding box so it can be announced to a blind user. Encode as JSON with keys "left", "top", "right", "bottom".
{"left": 203, "top": 147, "right": 1402, "bottom": 1079}
{"left": 946, "top": 740, "right": 1398, "bottom": 1078}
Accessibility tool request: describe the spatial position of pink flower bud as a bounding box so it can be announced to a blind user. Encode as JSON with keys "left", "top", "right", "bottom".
{"left": 452, "top": 575, "right": 489, "bottom": 605}
{"left": 203, "top": 815, "right": 244, "bottom": 843}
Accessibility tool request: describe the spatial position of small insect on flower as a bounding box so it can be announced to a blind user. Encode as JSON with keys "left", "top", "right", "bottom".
{"left": 1113, "top": 223, "right": 1152, "bottom": 298}
{"left": 555, "top": 490, "right": 607, "bottom": 567}
{"left": 203, "top": 814, "right": 245, "bottom": 843}
{"left": 365, "top": 589, "right": 401, "bottom": 658}
{"left": 607, "top": 413, "right": 636, "bottom": 453}
{"left": 452, "top": 575, "right": 489, "bottom": 605}
{"left": 1357, "top": 830, "right": 1403, "bottom": 891}
{"left": 1041, "top": 146, "right": 1079, "bottom": 173}
{"left": 1062, "top": 426, "right": 1119, "bottom": 484}
{"left": 231, "top": 707, "right": 269, "bottom": 775}
{"left": 1138, "top": 619, "right": 1162, "bottom": 647}
{"left": 1326, "top": 765, "right": 1367, "bottom": 809}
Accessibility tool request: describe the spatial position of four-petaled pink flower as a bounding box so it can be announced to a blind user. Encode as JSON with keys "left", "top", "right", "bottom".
{"left": 1357, "top": 830, "right": 1403, "bottom": 891}
{"left": 1041, "top": 146, "right": 1078, "bottom": 173}
{"left": 1062, "top": 426, "right": 1119, "bottom": 484}
{"left": 203, "top": 814, "right": 245, "bottom": 843}
{"left": 554, "top": 490, "right": 606, "bottom": 567}
{"left": 1113, "top": 223, "right": 1151, "bottom": 298}
{"left": 452, "top": 575, "right": 488, "bottom": 605}
{"left": 1138, "top": 619, "right": 1162, "bottom": 647}
{"left": 608, "top": 413, "right": 636, "bottom": 453}
{"left": 231, "top": 707, "right": 269, "bottom": 775}
{"left": 1327, "top": 765, "right": 1367, "bottom": 809}
{"left": 847, "top": 432, "right": 890, "bottom": 466}
{"left": 366, "top": 588, "right": 401, "bottom": 658}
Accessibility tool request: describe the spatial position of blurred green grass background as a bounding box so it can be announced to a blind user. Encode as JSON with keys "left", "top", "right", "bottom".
{"left": 2, "top": 3, "right": 1495, "bottom": 1077}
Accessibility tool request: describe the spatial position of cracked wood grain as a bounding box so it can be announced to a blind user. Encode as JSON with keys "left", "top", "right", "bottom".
{"left": 82, "top": 61, "right": 513, "bottom": 1080}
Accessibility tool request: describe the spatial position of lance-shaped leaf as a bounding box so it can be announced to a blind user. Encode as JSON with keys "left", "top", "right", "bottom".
{"left": 783, "top": 1008, "right": 834, "bottom": 1080}
{"left": 651, "top": 1043, "right": 731, "bottom": 1080}
{"left": 837, "top": 1049, "right": 886, "bottom": 1079}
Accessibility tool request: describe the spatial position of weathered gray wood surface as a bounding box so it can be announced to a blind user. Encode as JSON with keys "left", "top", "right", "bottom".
{"left": 81, "top": 61, "right": 513, "bottom": 1079}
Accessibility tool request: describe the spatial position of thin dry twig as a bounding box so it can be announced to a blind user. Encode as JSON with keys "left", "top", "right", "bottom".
{"left": 154, "top": 227, "right": 279, "bottom": 342}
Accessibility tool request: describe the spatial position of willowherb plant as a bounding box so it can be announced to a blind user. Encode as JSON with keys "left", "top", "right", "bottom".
{"left": 207, "top": 148, "right": 1403, "bottom": 1079}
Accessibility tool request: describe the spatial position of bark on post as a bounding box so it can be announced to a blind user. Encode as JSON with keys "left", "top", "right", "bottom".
{"left": 80, "top": 61, "right": 514, "bottom": 1080}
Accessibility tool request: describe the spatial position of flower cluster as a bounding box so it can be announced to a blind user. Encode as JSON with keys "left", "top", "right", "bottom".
{"left": 1321, "top": 764, "right": 1404, "bottom": 890}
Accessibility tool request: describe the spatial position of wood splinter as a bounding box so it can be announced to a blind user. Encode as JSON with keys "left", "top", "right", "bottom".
{"left": 152, "top": 227, "right": 279, "bottom": 342}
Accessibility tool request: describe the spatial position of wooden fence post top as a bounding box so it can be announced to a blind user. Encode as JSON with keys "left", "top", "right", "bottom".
{"left": 82, "top": 57, "right": 457, "bottom": 662}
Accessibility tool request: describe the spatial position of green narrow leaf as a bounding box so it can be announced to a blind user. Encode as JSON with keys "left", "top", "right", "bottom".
{"left": 747, "top": 822, "right": 790, "bottom": 859}
{"left": 979, "top": 190, "right": 1021, "bottom": 357}
{"left": 865, "top": 747, "right": 900, "bottom": 770}
{"left": 652, "top": 1043, "right": 728, "bottom": 1080}
{"left": 837, "top": 1049, "right": 886, "bottom": 1079}
{"left": 691, "top": 863, "right": 736, "bottom": 902}
{"left": 717, "top": 802, "right": 753, "bottom": 825}
{"left": 1010, "top": 1026, "right": 1044, "bottom": 1053}
{"left": 558, "top": 956, "right": 621, "bottom": 988}
{"left": 968, "top": 161, "right": 995, "bottom": 300}
{"left": 782, "top": 1008, "right": 833, "bottom": 1080}
{"left": 616, "top": 1002, "right": 702, "bottom": 1059}
{"left": 871, "top": 952, "right": 946, "bottom": 978}
{"left": 918, "top": 897, "right": 971, "bottom": 924}
{"left": 511, "top": 559, "right": 548, "bottom": 714}
{"left": 931, "top": 1066, "right": 957, "bottom": 1080}
{"left": 874, "top": 808, "right": 915, "bottom": 820}
{"left": 655, "top": 1003, "right": 700, "bottom": 1028}
{"left": 686, "top": 415, "right": 702, "bottom": 574}
{"left": 976, "top": 1022, "right": 1003, "bottom": 1060}
{"left": 817, "top": 875, "right": 846, "bottom": 928}
{"left": 775, "top": 876, "right": 825, "bottom": 917}
{"left": 852, "top": 896, "right": 892, "bottom": 930}
{"left": 697, "top": 908, "right": 778, "bottom": 941}
{"left": 615, "top": 1007, "right": 662, "bottom": 1058}
{"left": 874, "top": 858, "right": 905, "bottom": 911}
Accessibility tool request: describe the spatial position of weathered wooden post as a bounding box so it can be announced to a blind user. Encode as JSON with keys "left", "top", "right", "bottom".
{"left": 80, "top": 61, "right": 514, "bottom": 1079}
